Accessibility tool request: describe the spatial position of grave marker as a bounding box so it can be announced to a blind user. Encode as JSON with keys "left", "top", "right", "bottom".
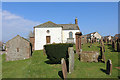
{"left": 113, "top": 40, "right": 116, "bottom": 51}
{"left": 61, "top": 58, "right": 67, "bottom": 79}
{"left": 100, "top": 46, "right": 106, "bottom": 63}
{"left": 117, "top": 39, "right": 120, "bottom": 52}
{"left": 75, "top": 32, "right": 82, "bottom": 54}
{"left": 68, "top": 47, "right": 74, "bottom": 74}
{"left": 106, "top": 59, "right": 112, "bottom": 75}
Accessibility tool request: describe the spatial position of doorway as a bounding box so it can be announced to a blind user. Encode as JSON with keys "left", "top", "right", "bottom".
{"left": 46, "top": 36, "right": 50, "bottom": 44}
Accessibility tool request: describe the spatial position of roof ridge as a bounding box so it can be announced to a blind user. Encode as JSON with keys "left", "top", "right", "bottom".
{"left": 34, "top": 21, "right": 62, "bottom": 28}
{"left": 6, "top": 35, "right": 29, "bottom": 44}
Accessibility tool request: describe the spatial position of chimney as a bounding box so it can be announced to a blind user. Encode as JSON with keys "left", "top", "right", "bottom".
{"left": 75, "top": 17, "right": 78, "bottom": 24}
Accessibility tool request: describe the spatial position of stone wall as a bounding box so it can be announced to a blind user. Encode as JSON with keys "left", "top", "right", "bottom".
{"left": 6, "top": 35, "right": 31, "bottom": 61}
{"left": 67, "top": 38, "right": 74, "bottom": 43}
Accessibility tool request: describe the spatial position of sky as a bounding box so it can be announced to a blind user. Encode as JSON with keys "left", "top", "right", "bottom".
{"left": 1, "top": 2, "right": 118, "bottom": 42}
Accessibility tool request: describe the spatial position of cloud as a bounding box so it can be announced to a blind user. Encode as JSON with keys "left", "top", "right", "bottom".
{"left": 2, "top": 11, "right": 21, "bottom": 20}
{"left": 2, "top": 10, "right": 40, "bottom": 42}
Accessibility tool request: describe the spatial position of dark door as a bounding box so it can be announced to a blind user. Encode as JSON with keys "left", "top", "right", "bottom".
{"left": 46, "top": 36, "right": 50, "bottom": 44}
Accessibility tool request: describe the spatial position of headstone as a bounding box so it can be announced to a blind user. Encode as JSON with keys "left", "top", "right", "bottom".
{"left": 68, "top": 47, "right": 74, "bottom": 74}
{"left": 75, "top": 32, "right": 82, "bottom": 54}
{"left": 112, "top": 41, "right": 113, "bottom": 48}
{"left": 106, "top": 59, "right": 112, "bottom": 75}
{"left": 106, "top": 38, "right": 107, "bottom": 43}
{"left": 79, "top": 51, "right": 99, "bottom": 62}
{"left": 117, "top": 39, "right": 120, "bottom": 52}
{"left": 61, "top": 58, "right": 67, "bottom": 79}
{"left": 113, "top": 40, "right": 116, "bottom": 51}
{"left": 101, "top": 40, "right": 105, "bottom": 52}
{"left": 43, "top": 48, "right": 46, "bottom": 55}
{"left": 100, "top": 46, "right": 106, "bottom": 63}
{"left": 95, "top": 38, "right": 97, "bottom": 42}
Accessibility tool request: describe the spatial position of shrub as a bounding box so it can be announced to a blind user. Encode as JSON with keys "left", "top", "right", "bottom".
{"left": 44, "top": 43, "right": 73, "bottom": 63}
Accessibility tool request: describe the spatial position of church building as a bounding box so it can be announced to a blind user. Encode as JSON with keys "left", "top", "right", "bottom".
{"left": 34, "top": 18, "right": 80, "bottom": 50}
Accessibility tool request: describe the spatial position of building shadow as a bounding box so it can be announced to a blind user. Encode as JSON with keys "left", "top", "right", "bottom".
{"left": 44, "top": 60, "right": 60, "bottom": 64}
{"left": 100, "top": 68, "right": 106, "bottom": 74}
{"left": 30, "top": 43, "right": 33, "bottom": 56}
{"left": 58, "top": 70, "right": 64, "bottom": 79}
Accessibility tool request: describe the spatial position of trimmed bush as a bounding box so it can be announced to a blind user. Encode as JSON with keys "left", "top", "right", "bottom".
{"left": 44, "top": 43, "right": 73, "bottom": 63}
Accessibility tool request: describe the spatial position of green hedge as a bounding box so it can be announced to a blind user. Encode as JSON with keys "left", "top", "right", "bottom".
{"left": 44, "top": 43, "right": 73, "bottom": 63}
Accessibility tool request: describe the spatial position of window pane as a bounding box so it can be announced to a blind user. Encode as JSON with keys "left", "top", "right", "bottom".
{"left": 69, "top": 32, "right": 73, "bottom": 38}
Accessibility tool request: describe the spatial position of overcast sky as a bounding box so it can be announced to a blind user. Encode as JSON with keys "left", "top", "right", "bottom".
{"left": 1, "top": 2, "right": 118, "bottom": 42}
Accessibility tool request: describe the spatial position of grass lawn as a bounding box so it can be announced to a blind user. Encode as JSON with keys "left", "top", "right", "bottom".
{"left": 2, "top": 43, "right": 120, "bottom": 78}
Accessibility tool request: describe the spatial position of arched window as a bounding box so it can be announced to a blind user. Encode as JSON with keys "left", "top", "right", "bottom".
{"left": 69, "top": 32, "right": 73, "bottom": 38}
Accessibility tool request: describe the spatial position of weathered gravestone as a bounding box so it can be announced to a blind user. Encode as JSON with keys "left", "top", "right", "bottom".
{"left": 100, "top": 46, "right": 106, "bottom": 63}
{"left": 75, "top": 32, "right": 82, "bottom": 54}
{"left": 117, "top": 39, "right": 120, "bottom": 52}
{"left": 112, "top": 40, "right": 116, "bottom": 51}
{"left": 113, "top": 40, "right": 116, "bottom": 51}
{"left": 79, "top": 51, "right": 99, "bottom": 62}
{"left": 101, "top": 40, "right": 105, "bottom": 52}
{"left": 61, "top": 58, "right": 67, "bottom": 79}
{"left": 68, "top": 47, "right": 74, "bottom": 74}
{"left": 106, "top": 59, "right": 112, "bottom": 75}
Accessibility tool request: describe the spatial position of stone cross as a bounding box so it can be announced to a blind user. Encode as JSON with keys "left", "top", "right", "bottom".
{"left": 106, "top": 59, "right": 112, "bottom": 75}
{"left": 61, "top": 58, "right": 67, "bottom": 79}
{"left": 68, "top": 47, "right": 74, "bottom": 74}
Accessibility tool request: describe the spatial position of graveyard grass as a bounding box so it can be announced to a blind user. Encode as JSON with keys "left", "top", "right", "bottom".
{"left": 2, "top": 43, "right": 120, "bottom": 78}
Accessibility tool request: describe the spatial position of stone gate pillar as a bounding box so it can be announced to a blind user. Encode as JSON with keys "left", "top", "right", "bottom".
{"left": 30, "top": 37, "right": 35, "bottom": 51}
{"left": 75, "top": 32, "right": 82, "bottom": 54}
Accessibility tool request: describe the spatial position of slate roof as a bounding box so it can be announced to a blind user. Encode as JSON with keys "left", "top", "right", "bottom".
{"left": 86, "top": 32, "right": 98, "bottom": 36}
{"left": 34, "top": 21, "right": 79, "bottom": 30}
{"left": 58, "top": 24, "right": 79, "bottom": 30}
{"left": 34, "top": 21, "right": 62, "bottom": 28}
{"left": 115, "top": 34, "right": 120, "bottom": 37}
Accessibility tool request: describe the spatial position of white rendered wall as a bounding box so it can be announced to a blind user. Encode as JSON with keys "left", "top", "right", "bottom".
{"left": 94, "top": 32, "right": 101, "bottom": 39}
{"left": 35, "top": 27, "right": 62, "bottom": 50}
{"left": 62, "top": 30, "right": 80, "bottom": 43}
{"left": 108, "top": 36, "right": 112, "bottom": 40}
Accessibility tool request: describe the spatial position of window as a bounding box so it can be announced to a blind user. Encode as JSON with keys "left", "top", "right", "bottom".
{"left": 69, "top": 32, "right": 73, "bottom": 38}
{"left": 17, "top": 48, "right": 19, "bottom": 52}
{"left": 46, "top": 30, "right": 50, "bottom": 33}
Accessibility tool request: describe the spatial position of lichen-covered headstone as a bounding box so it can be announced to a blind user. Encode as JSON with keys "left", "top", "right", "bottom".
{"left": 100, "top": 46, "right": 106, "bottom": 63}
{"left": 112, "top": 40, "right": 114, "bottom": 48}
{"left": 79, "top": 51, "right": 99, "bottom": 62}
{"left": 61, "top": 58, "right": 67, "bottom": 79}
{"left": 117, "top": 39, "right": 120, "bottom": 52}
{"left": 114, "top": 40, "right": 116, "bottom": 51}
{"left": 112, "top": 40, "right": 116, "bottom": 51}
{"left": 106, "top": 59, "right": 112, "bottom": 75}
{"left": 68, "top": 47, "right": 74, "bottom": 73}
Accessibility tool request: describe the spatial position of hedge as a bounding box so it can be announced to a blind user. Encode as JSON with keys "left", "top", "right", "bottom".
{"left": 44, "top": 43, "right": 73, "bottom": 63}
